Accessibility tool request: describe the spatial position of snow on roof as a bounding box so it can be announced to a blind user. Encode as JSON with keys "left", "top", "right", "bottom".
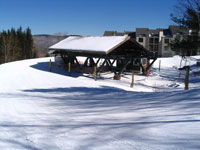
{"left": 49, "top": 35, "right": 130, "bottom": 54}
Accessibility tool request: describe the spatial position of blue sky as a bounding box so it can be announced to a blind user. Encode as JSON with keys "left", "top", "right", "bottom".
{"left": 0, "top": 0, "right": 178, "bottom": 36}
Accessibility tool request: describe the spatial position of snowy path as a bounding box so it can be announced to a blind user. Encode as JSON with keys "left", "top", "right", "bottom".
{"left": 0, "top": 57, "right": 200, "bottom": 150}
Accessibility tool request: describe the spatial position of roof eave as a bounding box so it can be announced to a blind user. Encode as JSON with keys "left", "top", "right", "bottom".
{"left": 48, "top": 48, "right": 107, "bottom": 55}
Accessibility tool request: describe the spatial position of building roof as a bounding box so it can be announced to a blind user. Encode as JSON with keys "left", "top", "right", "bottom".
{"left": 169, "top": 25, "right": 189, "bottom": 36}
{"left": 136, "top": 28, "right": 149, "bottom": 36}
{"left": 49, "top": 35, "right": 131, "bottom": 54}
{"left": 103, "top": 31, "right": 125, "bottom": 36}
{"left": 103, "top": 31, "right": 116, "bottom": 36}
{"left": 104, "top": 31, "right": 136, "bottom": 39}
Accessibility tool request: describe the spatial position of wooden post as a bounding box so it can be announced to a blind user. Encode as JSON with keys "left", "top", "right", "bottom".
{"left": 185, "top": 66, "right": 190, "bottom": 90}
{"left": 179, "top": 72, "right": 181, "bottom": 77}
{"left": 140, "top": 66, "right": 143, "bottom": 74}
{"left": 180, "top": 57, "right": 183, "bottom": 68}
{"left": 68, "top": 62, "right": 71, "bottom": 73}
{"left": 159, "top": 60, "right": 161, "bottom": 71}
{"left": 114, "top": 73, "right": 121, "bottom": 80}
{"left": 147, "top": 58, "right": 150, "bottom": 67}
{"left": 130, "top": 71, "right": 134, "bottom": 88}
{"left": 49, "top": 59, "right": 52, "bottom": 72}
{"left": 94, "top": 66, "right": 97, "bottom": 81}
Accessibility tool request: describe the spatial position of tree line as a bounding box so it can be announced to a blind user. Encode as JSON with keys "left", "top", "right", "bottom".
{"left": 0, "top": 27, "right": 37, "bottom": 64}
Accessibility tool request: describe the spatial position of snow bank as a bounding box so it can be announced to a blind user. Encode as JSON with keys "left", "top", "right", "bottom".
{"left": 153, "top": 55, "right": 200, "bottom": 68}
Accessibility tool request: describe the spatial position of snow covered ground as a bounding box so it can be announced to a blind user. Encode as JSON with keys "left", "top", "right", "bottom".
{"left": 0, "top": 56, "right": 200, "bottom": 150}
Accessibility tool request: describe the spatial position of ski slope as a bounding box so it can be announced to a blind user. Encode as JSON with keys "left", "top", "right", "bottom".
{"left": 0, "top": 56, "right": 200, "bottom": 150}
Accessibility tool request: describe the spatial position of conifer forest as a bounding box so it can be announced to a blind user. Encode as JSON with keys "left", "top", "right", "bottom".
{"left": 0, "top": 27, "right": 37, "bottom": 64}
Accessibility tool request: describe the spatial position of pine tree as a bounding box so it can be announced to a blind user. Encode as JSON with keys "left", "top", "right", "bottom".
{"left": 170, "top": 0, "right": 200, "bottom": 56}
{"left": 0, "top": 27, "right": 36, "bottom": 64}
{"left": 25, "top": 27, "right": 33, "bottom": 59}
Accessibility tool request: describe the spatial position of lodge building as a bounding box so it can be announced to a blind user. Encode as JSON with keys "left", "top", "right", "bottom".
{"left": 104, "top": 25, "right": 189, "bottom": 57}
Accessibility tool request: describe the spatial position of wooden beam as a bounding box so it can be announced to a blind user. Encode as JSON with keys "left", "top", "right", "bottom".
{"left": 111, "top": 59, "right": 116, "bottom": 65}
{"left": 119, "top": 59, "right": 131, "bottom": 74}
{"left": 107, "top": 59, "right": 116, "bottom": 74}
{"left": 107, "top": 59, "right": 112, "bottom": 66}
{"left": 54, "top": 49, "right": 156, "bottom": 60}
{"left": 56, "top": 50, "right": 157, "bottom": 76}
{"left": 138, "top": 59, "right": 145, "bottom": 75}
{"left": 83, "top": 57, "right": 89, "bottom": 67}
{"left": 99, "top": 59, "right": 107, "bottom": 70}
{"left": 74, "top": 56, "right": 80, "bottom": 65}
{"left": 95, "top": 58, "right": 101, "bottom": 66}
{"left": 145, "top": 58, "right": 157, "bottom": 71}
{"left": 89, "top": 57, "right": 95, "bottom": 67}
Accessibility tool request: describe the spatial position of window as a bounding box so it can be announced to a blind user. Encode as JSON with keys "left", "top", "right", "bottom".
{"left": 149, "top": 45, "right": 153, "bottom": 51}
{"left": 154, "top": 38, "right": 159, "bottom": 43}
{"left": 164, "top": 39, "right": 170, "bottom": 44}
{"left": 150, "top": 38, "right": 159, "bottom": 44}
{"left": 150, "top": 38, "right": 154, "bottom": 43}
{"left": 164, "top": 46, "right": 169, "bottom": 51}
{"left": 139, "top": 38, "right": 143, "bottom": 42}
{"left": 141, "top": 58, "right": 147, "bottom": 66}
{"left": 154, "top": 45, "right": 158, "bottom": 52}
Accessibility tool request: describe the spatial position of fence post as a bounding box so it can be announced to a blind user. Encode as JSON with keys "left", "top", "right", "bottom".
{"left": 185, "top": 66, "right": 190, "bottom": 90}
{"left": 68, "top": 62, "right": 71, "bottom": 74}
{"left": 130, "top": 71, "right": 134, "bottom": 88}
{"left": 159, "top": 60, "right": 161, "bottom": 71}
{"left": 49, "top": 59, "right": 52, "bottom": 72}
{"left": 94, "top": 66, "right": 97, "bottom": 81}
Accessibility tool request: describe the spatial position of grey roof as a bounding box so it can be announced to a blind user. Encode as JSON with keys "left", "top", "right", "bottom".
{"left": 169, "top": 25, "right": 189, "bottom": 36}
{"left": 104, "top": 25, "right": 189, "bottom": 40}
{"left": 136, "top": 28, "right": 161, "bottom": 37}
{"left": 136, "top": 28, "right": 149, "bottom": 36}
{"left": 103, "top": 30, "right": 136, "bottom": 39}
{"left": 103, "top": 31, "right": 116, "bottom": 36}
{"left": 149, "top": 29, "right": 159, "bottom": 34}
{"left": 124, "top": 31, "right": 135, "bottom": 34}
{"left": 103, "top": 31, "right": 124, "bottom": 36}
{"left": 116, "top": 32, "right": 125, "bottom": 36}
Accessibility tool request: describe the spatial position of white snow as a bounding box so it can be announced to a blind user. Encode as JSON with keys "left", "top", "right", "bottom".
{"left": 0, "top": 56, "right": 200, "bottom": 150}
{"left": 49, "top": 36, "right": 129, "bottom": 54}
{"left": 153, "top": 55, "right": 200, "bottom": 68}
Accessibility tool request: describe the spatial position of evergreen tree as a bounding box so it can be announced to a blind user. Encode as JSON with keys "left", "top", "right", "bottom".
{"left": 25, "top": 27, "right": 33, "bottom": 59}
{"left": 0, "top": 27, "right": 36, "bottom": 64}
{"left": 0, "top": 30, "right": 9, "bottom": 63}
{"left": 16, "top": 26, "right": 24, "bottom": 60}
{"left": 170, "top": 0, "right": 200, "bottom": 56}
{"left": 10, "top": 28, "right": 18, "bottom": 61}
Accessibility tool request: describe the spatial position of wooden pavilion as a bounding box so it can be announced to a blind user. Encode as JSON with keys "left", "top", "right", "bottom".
{"left": 49, "top": 35, "right": 157, "bottom": 79}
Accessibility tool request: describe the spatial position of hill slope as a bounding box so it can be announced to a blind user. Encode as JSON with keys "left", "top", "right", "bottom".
{"left": 33, "top": 35, "right": 68, "bottom": 57}
{"left": 0, "top": 56, "right": 200, "bottom": 150}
